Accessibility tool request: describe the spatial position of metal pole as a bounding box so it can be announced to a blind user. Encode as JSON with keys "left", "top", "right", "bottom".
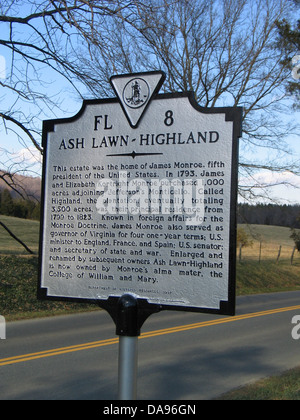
{"left": 118, "top": 336, "right": 138, "bottom": 400}
{"left": 116, "top": 294, "right": 140, "bottom": 400}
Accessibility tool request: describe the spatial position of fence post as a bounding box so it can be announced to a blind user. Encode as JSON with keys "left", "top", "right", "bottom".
{"left": 239, "top": 243, "right": 242, "bottom": 262}
{"left": 276, "top": 245, "right": 282, "bottom": 263}
{"left": 291, "top": 246, "right": 296, "bottom": 265}
{"left": 259, "top": 241, "right": 262, "bottom": 263}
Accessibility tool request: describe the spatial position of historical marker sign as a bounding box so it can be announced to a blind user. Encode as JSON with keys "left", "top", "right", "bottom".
{"left": 38, "top": 71, "right": 242, "bottom": 316}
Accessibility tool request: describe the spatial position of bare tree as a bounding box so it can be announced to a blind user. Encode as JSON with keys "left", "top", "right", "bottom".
{"left": 0, "top": 0, "right": 145, "bottom": 181}
{"left": 0, "top": 0, "right": 299, "bottom": 203}
{"left": 77, "top": 0, "right": 299, "bottom": 202}
{"left": 0, "top": 0, "right": 147, "bottom": 252}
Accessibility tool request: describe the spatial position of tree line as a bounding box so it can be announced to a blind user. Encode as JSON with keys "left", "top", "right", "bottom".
{"left": 1, "top": 187, "right": 300, "bottom": 228}
{"left": 0, "top": 189, "right": 40, "bottom": 220}
{"left": 238, "top": 203, "right": 300, "bottom": 229}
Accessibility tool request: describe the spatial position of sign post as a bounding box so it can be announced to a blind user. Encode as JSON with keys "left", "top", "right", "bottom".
{"left": 117, "top": 294, "right": 139, "bottom": 400}
{"left": 38, "top": 71, "right": 242, "bottom": 399}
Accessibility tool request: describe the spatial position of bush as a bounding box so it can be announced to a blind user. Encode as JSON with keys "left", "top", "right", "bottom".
{"left": 0, "top": 189, "right": 40, "bottom": 220}
{"left": 237, "top": 227, "right": 253, "bottom": 248}
{"left": 290, "top": 229, "right": 300, "bottom": 251}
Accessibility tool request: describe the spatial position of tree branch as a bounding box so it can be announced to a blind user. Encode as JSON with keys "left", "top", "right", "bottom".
{"left": 0, "top": 220, "right": 35, "bottom": 255}
{"left": 0, "top": 113, "right": 42, "bottom": 153}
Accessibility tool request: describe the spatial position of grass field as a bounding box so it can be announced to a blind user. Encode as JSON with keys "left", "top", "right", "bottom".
{"left": 238, "top": 224, "right": 299, "bottom": 262}
{"left": 241, "top": 224, "right": 296, "bottom": 246}
{"left": 0, "top": 215, "right": 299, "bottom": 260}
{"left": 0, "top": 215, "right": 40, "bottom": 255}
{"left": 0, "top": 216, "right": 300, "bottom": 318}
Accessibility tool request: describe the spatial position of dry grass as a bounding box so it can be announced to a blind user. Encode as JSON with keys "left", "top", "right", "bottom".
{"left": 237, "top": 224, "right": 300, "bottom": 264}
{"left": 237, "top": 241, "right": 299, "bottom": 263}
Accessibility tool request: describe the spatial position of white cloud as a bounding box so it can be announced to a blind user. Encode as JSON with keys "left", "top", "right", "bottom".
{"left": 2, "top": 146, "right": 43, "bottom": 175}
{"left": 239, "top": 170, "right": 300, "bottom": 204}
{"left": 252, "top": 170, "right": 300, "bottom": 188}
{"left": 12, "top": 146, "right": 42, "bottom": 166}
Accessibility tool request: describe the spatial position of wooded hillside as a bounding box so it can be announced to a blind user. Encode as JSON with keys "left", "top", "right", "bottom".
{"left": 238, "top": 203, "right": 300, "bottom": 228}
{"left": 0, "top": 171, "right": 41, "bottom": 220}
{"left": 0, "top": 171, "right": 41, "bottom": 200}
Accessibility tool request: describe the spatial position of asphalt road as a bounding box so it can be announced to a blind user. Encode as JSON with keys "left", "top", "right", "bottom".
{"left": 1, "top": 291, "right": 300, "bottom": 400}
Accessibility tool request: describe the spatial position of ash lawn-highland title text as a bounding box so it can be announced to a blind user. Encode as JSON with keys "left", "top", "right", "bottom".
{"left": 47, "top": 157, "right": 227, "bottom": 290}
{"left": 58, "top": 111, "right": 219, "bottom": 150}
{"left": 59, "top": 130, "right": 220, "bottom": 150}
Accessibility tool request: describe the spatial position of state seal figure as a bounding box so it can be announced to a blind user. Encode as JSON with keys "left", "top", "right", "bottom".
{"left": 123, "top": 78, "right": 150, "bottom": 109}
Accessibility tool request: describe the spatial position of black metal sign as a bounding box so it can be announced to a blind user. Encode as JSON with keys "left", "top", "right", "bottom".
{"left": 38, "top": 71, "right": 242, "bottom": 326}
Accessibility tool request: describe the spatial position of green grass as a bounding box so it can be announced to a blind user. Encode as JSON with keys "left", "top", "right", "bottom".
{"left": 236, "top": 260, "right": 300, "bottom": 295}
{"left": 240, "top": 223, "right": 296, "bottom": 247}
{"left": 0, "top": 215, "right": 40, "bottom": 254}
{"left": 218, "top": 367, "right": 300, "bottom": 400}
